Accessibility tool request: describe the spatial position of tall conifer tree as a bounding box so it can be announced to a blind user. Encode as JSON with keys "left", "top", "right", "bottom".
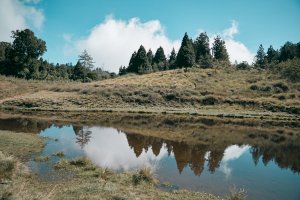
{"left": 176, "top": 33, "right": 195, "bottom": 68}
{"left": 212, "top": 36, "right": 229, "bottom": 62}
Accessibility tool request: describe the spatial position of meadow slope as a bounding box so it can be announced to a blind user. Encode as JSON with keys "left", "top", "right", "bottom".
{"left": 0, "top": 67, "right": 299, "bottom": 120}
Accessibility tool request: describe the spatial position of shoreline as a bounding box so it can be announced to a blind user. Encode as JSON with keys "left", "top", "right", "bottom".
{"left": 1, "top": 106, "right": 299, "bottom": 122}
{"left": 0, "top": 130, "right": 230, "bottom": 200}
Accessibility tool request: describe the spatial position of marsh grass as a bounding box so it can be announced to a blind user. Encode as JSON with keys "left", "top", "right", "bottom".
{"left": 52, "top": 151, "right": 65, "bottom": 157}
{"left": 0, "top": 152, "right": 15, "bottom": 181}
{"left": 34, "top": 156, "right": 49, "bottom": 162}
{"left": 132, "top": 167, "right": 158, "bottom": 185}
{"left": 54, "top": 157, "right": 93, "bottom": 170}
{"left": 0, "top": 130, "right": 44, "bottom": 161}
{"left": 227, "top": 186, "right": 246, "bottom": 200}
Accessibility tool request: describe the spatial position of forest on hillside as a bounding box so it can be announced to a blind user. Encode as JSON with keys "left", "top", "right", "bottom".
{"left": 0, "top": 29, "right": 300, "bottom": 82}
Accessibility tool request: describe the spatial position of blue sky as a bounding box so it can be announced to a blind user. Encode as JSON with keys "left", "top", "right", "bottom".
{"left": 1, "top": 0, "right": 300, "bottom": 72}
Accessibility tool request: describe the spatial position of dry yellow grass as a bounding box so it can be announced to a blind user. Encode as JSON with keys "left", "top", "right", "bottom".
{"left": 0, "top": 67, "right": 299, "bottom": 119}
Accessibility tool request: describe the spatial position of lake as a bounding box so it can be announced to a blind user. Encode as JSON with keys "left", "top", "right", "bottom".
{"left": 0, "top": 112, "right": 299, "bottom": 200}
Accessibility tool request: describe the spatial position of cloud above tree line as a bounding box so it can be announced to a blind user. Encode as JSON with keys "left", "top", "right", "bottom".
{"left": 0, "top": 0, "right": 254, "bottom": 73}
{"left": 73, "top": 17, "right": 254, "bottom": 72}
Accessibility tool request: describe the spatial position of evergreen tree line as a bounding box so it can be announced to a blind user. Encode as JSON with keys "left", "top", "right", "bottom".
{"left": 0, "top": 29, "right": 115, "bottom": 82}
{"left": 0, "top": 29, "right": 299, "bottom": 82}
{"left": 254, "top": 42, "right": 300, "bottom": 68}
{"left": 120, "top": 31, "right": 300, "bottom": 82}
{"left": 119, "top": 32, "right": 229, "bottom": 75}
{"left": 253, "top": 42, "right": 300, "bottom": 82}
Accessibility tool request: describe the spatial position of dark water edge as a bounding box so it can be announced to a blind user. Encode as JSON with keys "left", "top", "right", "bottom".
{"left": 0, "top": 111, "right": 299, "bottom": 200}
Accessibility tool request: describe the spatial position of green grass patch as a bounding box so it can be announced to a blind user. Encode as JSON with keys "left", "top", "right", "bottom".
{"left": 52, "top": 151, "right": 65, "bottom": 157}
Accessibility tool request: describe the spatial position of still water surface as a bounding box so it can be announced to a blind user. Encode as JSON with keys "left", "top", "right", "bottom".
{"left": 0, "top": 116, "right": 299, "bottom": 200}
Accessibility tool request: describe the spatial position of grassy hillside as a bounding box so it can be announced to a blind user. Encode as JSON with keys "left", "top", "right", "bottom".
{"left": 0, "top": 67, "right": 299, "bottom": 119}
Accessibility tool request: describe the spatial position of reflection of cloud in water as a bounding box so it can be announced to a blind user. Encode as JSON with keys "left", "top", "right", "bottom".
{"left": 83, "top": 127, "right": 168, "bottom": 171}
{"left": 220, "top": 145, "right": 250, "bottom": 179}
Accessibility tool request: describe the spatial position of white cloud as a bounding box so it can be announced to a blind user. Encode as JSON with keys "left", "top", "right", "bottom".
{"left": 221, "top": 21, "right": 254, "bottom": 64}
{"left": 0, "top": 0, "right": 44, "bottom": 42}
{"left": 225, "top": 39, "right": 255, "bottom": 64}
{"left": 223, "top": 20, "right": 239, "bottom": 38}
{"left": 75, "top": 16, "right": 180, "bottom": 72}
{"left": 67, "top": 17, "right": 254, "bottom": 72}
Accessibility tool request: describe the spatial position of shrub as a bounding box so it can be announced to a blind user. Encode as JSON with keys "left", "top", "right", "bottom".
{"left": 164, "top": 93, "right": 177, "bottom": 101}
{"left": 260, "top": 86, "right": 272, "bottom": 92}
{"left": 201, "top": 96, "right": 219, "bottom": 105}
{"left": 236, "top": 61, "right": 251, "bottom": 70}
{"left": 250, "top": 85, "right": 258, "bottom": 90}
{"left": 277, "top": 95, "right": 286, "bottom": 100}
{"left": 272, "top": 82, "right": 289, "bottom": 92}
{"left": 275, "top": 58, "right": 300, "bottom": 82}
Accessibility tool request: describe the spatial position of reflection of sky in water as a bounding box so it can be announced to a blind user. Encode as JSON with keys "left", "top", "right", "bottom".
{"left": 28, "top": 125, "right": 300, "bottom": 200}
{"left": 219, "top": 145, "right": 250, "bottom": 179}
{"left": 83, "top": 127, "right": 168, "bottom": 171}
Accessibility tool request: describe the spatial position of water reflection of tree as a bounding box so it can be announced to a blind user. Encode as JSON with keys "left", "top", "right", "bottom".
{"left": 250, "top": 144, "right": 300, "bottom": 173}
{"left": 0, "top": 118, "right": 51, "bottom": 134}
{"left": 125, "top": 132, "right": 224, "bottom": 176}
{"left": 124, "top": 131, "right": 300, "bottom": 176}
{"left": 74, "top": 126, "right": 92, "bottom": 149}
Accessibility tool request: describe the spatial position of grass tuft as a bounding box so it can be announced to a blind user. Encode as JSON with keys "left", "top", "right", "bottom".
{"left": 0, "top": 152, "right": 15, "bottom": 181}
{"left": 54, "top": 157, "right": 92, "bottom": 170}
{"left": 132, "top": 167, "right": 158, "bottom": 185}
{"left": 34, "top": 156, "right": 49, "bottom": 162}
{"left": 69, "top": 157, "right": 91, "bottom": 167}
{"left": 52, "top": 151, "right": 65, "bottom": 157}
{"left": 227, "top": 187, "right": 246, "bottom": 200}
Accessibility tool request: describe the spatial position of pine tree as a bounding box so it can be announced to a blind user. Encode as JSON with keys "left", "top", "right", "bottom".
{"left": 153, "top": 46, "right": 167, "bottom": 70}
{"left": 147, "top": 49, "right": 153, "bottom": 65}
{"left": 266, "top": 45, "right": 278, "bottom": 63}
{"left": 135, "top": 45, "right": 152, "bottom": 74}
{"left": 212, "top": 36, "right": 229, "bottom": 62}
{"left": 118, "top": 66, "right": 126, "bottom": 75}
{"left": 72, "top": 61, "right": 86, "bottom": 81}
{"left": 194, "top": 32, "right": 211, "bottom": 63}
{"left": 168, "top": 48, "right": 177, "bottom": 69}
{"left": 176, "top": 33, "right": 195, "bottom": 68}
{"left": 78, "top": 50, "right": 94, "bottom": 70}
{"left": 126, "top": 51, "right": 137, "bottom": 73}
{"left": 279, "top": 42, "right": 296, "bottom": 61}
{"left": 255, "top": 44, "right": 266, "bottom": 68}
{"left": 297, "top": 42, "right": 300, "bottom": 58}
